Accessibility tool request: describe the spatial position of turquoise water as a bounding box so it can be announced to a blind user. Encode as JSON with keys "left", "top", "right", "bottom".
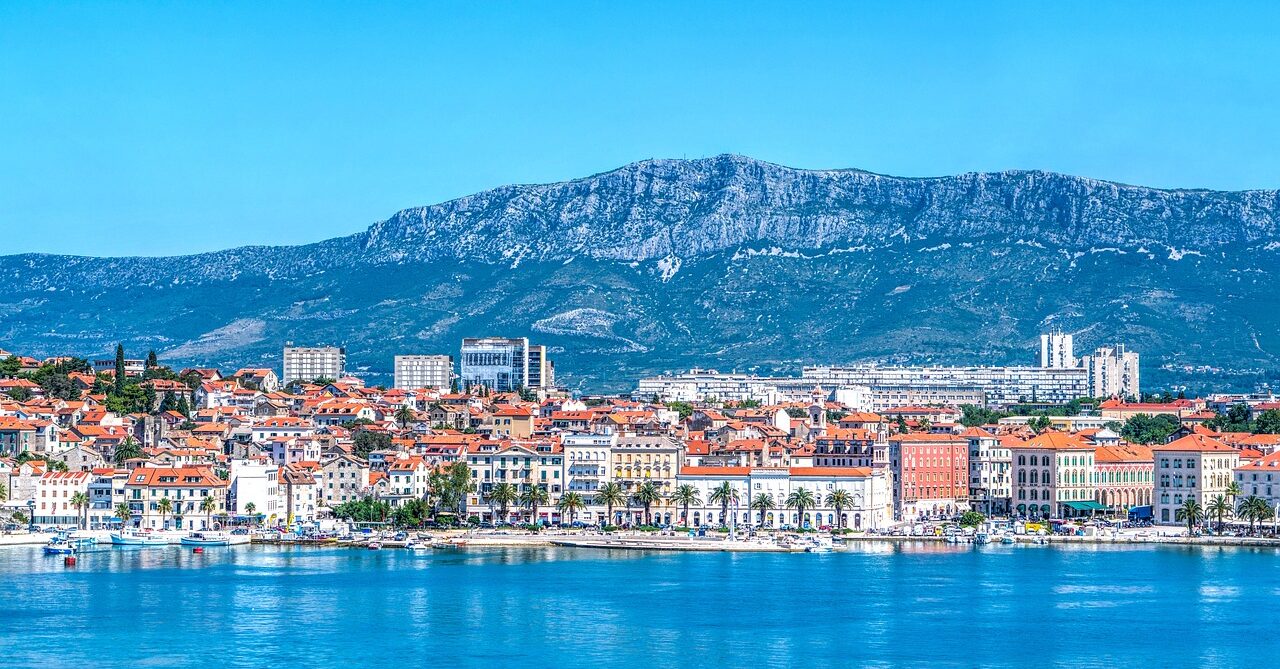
{"left": 1, "top": 542, "right": 1277, "bottom": 668}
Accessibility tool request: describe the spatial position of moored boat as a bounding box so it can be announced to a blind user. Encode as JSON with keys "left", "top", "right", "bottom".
{"left": 180, "top": 531, "right": 231, "bottom": 547}
{"left": 111, "top": 529, "right": 169, "bottom": 546}
{"left": 43, "top": 537, "right": 96, "bottom": 555}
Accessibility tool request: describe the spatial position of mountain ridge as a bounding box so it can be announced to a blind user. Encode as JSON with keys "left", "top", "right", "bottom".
{"left": 2, "top": 154, "right": 1278, "bottom": 392}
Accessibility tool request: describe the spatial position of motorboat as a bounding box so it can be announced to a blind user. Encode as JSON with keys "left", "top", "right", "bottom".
{"left": 111, "top": 529, "right": 169, "bottom": 546}
{"left": 403, "top": 540, "right": 431, "bottom": 553}
{"left": 43, "top": 537, "right": 95, "bottom": 555}
{"left": 973, "top": 533, "right": 989, "bottom": 545}
{"left": 180, "top": 531, "right": 231, "bottom": 547}
{"left": 1000, "top": 535, "right": 1016, "bottom": 545}
{"left": 366, "top": 541, "right": 383, "bottom": 550}
{"left": 803, "top": 536, "right": 834, "bottom": 553}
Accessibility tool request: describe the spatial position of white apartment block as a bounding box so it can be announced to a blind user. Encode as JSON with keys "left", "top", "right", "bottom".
{"left": 394, "top": 354, "right": 454, "bottom": 390}
{"left": 1083, "top": 344, "right": 1141, "bottom": 399}
{"left": 1040, "top": 331, "right": 1076, "bottom": 369}
{"left": 282, "top": 345, "right": 346, "bottom": 384}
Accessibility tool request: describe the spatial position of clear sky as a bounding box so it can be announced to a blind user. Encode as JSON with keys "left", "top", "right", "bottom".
{"left": 4, "top": 1, "right": 1280, "bottom": 256}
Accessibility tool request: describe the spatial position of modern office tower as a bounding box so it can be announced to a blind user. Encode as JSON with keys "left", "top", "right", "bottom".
{"left": 459, "top": 337, "right": 554, "bottom": 392}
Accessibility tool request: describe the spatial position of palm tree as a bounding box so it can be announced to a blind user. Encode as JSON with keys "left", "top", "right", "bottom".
{"left": 200, "top": 496, "right": 217, "bottom": 529}
{"left": 1239, "top": 495, "right": 1267, "bottom": 535}
{"left": 708, "top": 482, "right": 739, "bottom": 527}
{"left": 1175, "top": 498, "right": 1204, "bottom": 535}
{"left": 632, "top": 481, "right": 662, "bottom": 526}
{"left": 0, "top": 482, "right": 7, "bottom": 502}
{"left": 70, "top": 492, "right": 89, "bottom": 530}
{"left": 1206, "top": 494, "right": 1232, "bottom": 533}
{"left": 750, "top": 493, "right": 775, "bottom": 528}
{"left": 157, "top": 497, "right": 173, "bottom": 530}
{"left": 114, "top": 502, "right": 133, "bottom": 528}
{"left": 825, "top": 489, "right": 853, "bottom": 529}
{"left": 786, "top": 488, "right": 817, "bottom": 529}
{"left": 594, "top": 482, "right": 626, "bottom": 527}
{"left": 669, "top": 484, "right": 701, "bottom": 527}
{"left": 394, "top": 405, "right": 416, "bottom": 430}
{"left": 245, "top": 502, "right": 257, "bottom": 527}
{"left": 489, "top": 482, "right": 519, "bottom": 524}
{"left": 556, "top": 491, "right": 586, "bottom": 525}
{"left": 1225, "top": 481, "right": 1242, "bottom": 505}
{"left": 519, "top": 484, "right": 550, "bottom": 526}
{"left": 114, "top": 436, "right": 143, "bottom": 464}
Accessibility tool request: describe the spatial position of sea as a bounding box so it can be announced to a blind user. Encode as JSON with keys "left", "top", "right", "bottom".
{"left": 0, "top": 542, "right": 1276, "bottom": 668}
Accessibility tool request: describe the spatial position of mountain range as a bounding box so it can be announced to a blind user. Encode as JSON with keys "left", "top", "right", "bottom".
{"left": 3, "top": 154, "right": 1279, "bottom": 393}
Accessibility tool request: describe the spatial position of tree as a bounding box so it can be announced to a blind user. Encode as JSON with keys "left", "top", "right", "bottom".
{"left": 157, "top": 497, "right": 173, "bottom": 529}
{"left": 113, "top": 344, "right": 126, "bottom": 395}
{"left": 394, "top": 405, "right": 416, "bottom": 430}
{"left": 0, "top": 482, "right": 6, "bottom": 502}
{"left": 47, "top": 460, "right": 68, "bottom": 472}
{"left": 593, "top": 482, "right": 626, "bottom": 527}
{"left": 1120, "top": 413, "right": 1180, "bottom": 445}
{"left": 1028, "top": 415, "right": 1052, "bottom": 434}
{"left": 1226, "top": 480, "right": 1243, "bottom": 505}
{"left": 245, "top": 502, "right": 257, "bottom": 526}
{"left": 1206, "top": 404, "right": 1253, "bottom": 433}
{"left": 670, "top": 484, "right": 701, "bottom": 526}
{"left": 1206, "top": 495, "right": 1232, "bottom": 533}
{"left": 115, "top": 502, "right": 133, "bottom": 527}
{"left": 958, "top": 510, "right": 986, "bottom": 528}
{"left": 1175, "top": 498, "right": 1204, "bottom": 535}
{"left": 708, "top": 482, "right": 739, "bottom": 527}
{"left": 146, "top": 350, "right": 158, "bottom": 369}
{"left": 785, "top": 488, "right": 816, "bottom": 528}
{"left": 519, "top": 484, "right": 550, "bottom": 525}
{"left": 825, "top": 490, "right": 853, "bottom": 529}
{"left": 666, "top": 401, "right": 695, "bottom": 420}
{"left": 175, "top": 394, "right": 191, "bottom": 417}
{"left": 0, "top": 355, "right": 20, "bottom": 378}
{"left": 489, "top": 483, "right": 519, "bottom": 523}
{"left": 70, "top": 491, "right": 89, "bottom": 530}
{"left": 200, "top": 496, "right": 217, "bottom": 529}
{"left": 1238, "top": 495, "right": 1268, "bottom": 535}
{"left": 631, "top": 481, "right": 662, "bottom": 526}
{"left": 352, "top": 430, "right": 392, "bottom": 459}
{"left": 556, "top": 491, "right": 586, "bottom": 525}
{"left": 750, "top": 493, "right": 775, "bottom": 527}
{"left": 114, "top": 436, "right": 143, "bottom": 464}
{"left": 1254, "top": 409, "right": 1280, "bottom": 435}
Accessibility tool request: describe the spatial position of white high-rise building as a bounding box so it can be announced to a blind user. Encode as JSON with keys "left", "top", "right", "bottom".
{"left": 394, "top": 355, "right": 454, "bottom": 391}
{"left": 1040, "top": 331, "right": 1076, "bottom": 369}
{"left": 282, "top": 345, "right": 346, "bottom": 384}
{"left": 1082, "top": 344, "right": 1140, "bottom": 399}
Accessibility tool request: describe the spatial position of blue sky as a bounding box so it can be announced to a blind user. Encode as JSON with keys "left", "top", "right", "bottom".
{"left": 3, "top": 2, "right": 1279, "bottom": 256}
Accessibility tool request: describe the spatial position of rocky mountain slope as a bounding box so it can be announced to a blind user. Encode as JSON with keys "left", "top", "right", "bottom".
{"left": 2, "top": 154, "right": 1278, "bottom": 392}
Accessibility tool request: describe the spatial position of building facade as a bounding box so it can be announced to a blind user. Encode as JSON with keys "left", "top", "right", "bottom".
{"left": 394, "top": 354, "right": 454, "bottom": 391}
{"left": 1153, "top": 434, "right": 1239, "bottom": 525}
{"left": 888, "top": 434, "right": 970, "bottom": 521}
{"left": 282, "top": 345, "right": 346, "bottom": 384}
{"left": 1083, "top": 344, "right": 1141, "bottom": 399}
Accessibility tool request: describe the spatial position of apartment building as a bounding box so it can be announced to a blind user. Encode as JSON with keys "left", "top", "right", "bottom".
{"left": 282, "top": 345, "right": 346, "bottom": 384}
{"left": 394, "top": 354, "right": 454, "bottom": 391}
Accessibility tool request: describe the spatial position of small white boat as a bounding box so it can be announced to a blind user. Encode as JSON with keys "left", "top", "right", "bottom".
{"left": 111, "top": 529, "right": 169, "bottom": 546}
{"left": 180, "top": 531, "right": 231, "bottom": 547}
{"left": 803, "top": 536, "right": 834, "bottom": 553}
{"left": 366, "top": 541, "right": 383, "bottom": 550}
{"left": 403, "top": 541, "right": 431, "bottom": 553}
{"left": 974, "top": 533, "right": 989, "bottom": 545}
{"left": 1000, "top": 535, "right": 1016, "bottom": 545}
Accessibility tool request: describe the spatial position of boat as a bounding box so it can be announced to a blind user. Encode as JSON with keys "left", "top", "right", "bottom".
{"left": 180, "top": 531, "right": 231, "bottom": 547}
{"left": 974, "top": 533, "right": 989, "bottom": 545}
{"left": 404, "top": 540, "right": 431, "bottom": 553}
{"left": 366, "top": 541, "right": 383, "bottom": 550}
{"left": 1000, "top": 535, "right": 1016, "bottom": 545}
{"left": 111, "top": 529, "right": 169, "bottom": 546}
{"left": 803, "top": 536, "right": 834, "bottom": 553}
{"left": 43, "top": 537, "right": 96, "bottom": 555}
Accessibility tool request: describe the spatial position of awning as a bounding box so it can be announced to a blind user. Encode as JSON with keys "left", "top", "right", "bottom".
{"left": 1064, "top": 501, "right": 1108, "bottom": 511}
